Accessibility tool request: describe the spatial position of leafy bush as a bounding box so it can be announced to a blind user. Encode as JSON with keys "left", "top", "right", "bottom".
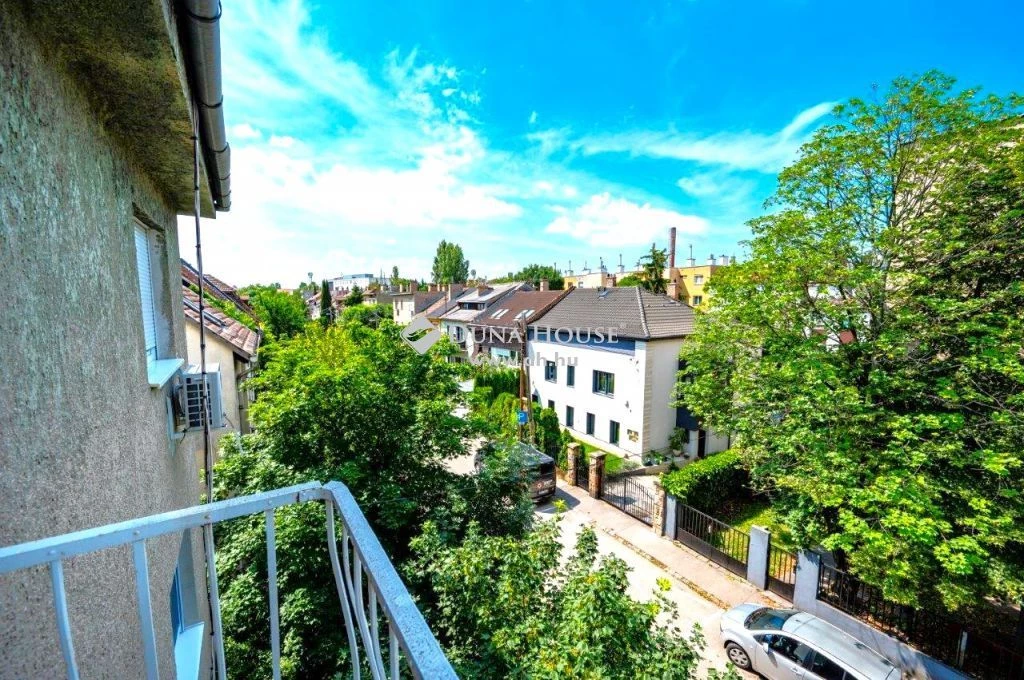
{"left": 661, "top": 450, "right": 747, "bottom": 512}
{"left": 473, "top": 366, "right": 519, "bottom": 402}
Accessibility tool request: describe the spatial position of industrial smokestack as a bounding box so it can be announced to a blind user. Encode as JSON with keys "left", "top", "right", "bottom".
{"left": 669, "top": 227, "right": 677, "bottom": 269}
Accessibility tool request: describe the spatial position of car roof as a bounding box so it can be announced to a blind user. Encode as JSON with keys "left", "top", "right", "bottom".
{"left": 782, "top": 613, "right": 897, "bottom": 680}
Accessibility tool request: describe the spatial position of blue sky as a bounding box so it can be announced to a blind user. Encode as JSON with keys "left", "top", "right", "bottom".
{"left": 187, "top": 0, "right": 1024, "bottom": 286}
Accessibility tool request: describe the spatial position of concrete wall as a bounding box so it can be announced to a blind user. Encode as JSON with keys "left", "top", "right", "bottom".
{"left": 0, "top": 4, "right": 208, "bottom": 677}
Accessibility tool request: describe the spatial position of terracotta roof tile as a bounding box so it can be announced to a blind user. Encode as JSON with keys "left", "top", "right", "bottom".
{"left": 182, "top": 286, "right": 260, "bottom": 358}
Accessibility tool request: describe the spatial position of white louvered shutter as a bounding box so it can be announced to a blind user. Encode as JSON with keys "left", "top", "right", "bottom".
{"left": 134, "top": 222, "right": 158, "bottom": 360}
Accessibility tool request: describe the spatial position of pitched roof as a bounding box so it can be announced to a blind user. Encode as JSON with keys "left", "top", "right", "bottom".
{"left": 470, "top": 289, "right": 569, "bottom": 329}
{"left": 182, "top": 286, "right": 260, "bottom": 359}
{"left": 529, "top": 287, "right": 694, "bottom": 340}
{"left": 453, "top": 282, "right": 524, "bottom": 304}
{"left": 181, "top": 260, "right": 256, "bottom": 316}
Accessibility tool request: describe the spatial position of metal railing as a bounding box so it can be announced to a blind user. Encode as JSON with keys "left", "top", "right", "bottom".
{"left": 674, "top": 502, "right": 750, "bottom": 577}
{"left": 0, "top": 481, "right": 456, "bottom": 680}
{"left": 600, "top": 473, "right": 656, "bottom": 526}
{"left": 818, "top": 563, "right": 1024, "bottom": 680}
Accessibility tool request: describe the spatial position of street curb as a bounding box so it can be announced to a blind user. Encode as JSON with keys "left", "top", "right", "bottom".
{"left": 593, "top": 522, "right": 732, "bottom": 610}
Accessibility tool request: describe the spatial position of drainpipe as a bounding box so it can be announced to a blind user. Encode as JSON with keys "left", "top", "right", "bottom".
{"left": 181, "top": 0, "right": 231, "bottom": 211}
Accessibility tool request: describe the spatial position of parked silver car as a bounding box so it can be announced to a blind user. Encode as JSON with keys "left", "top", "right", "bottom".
{"left": 720, "top": 605, "right": 900, "bottom": 680}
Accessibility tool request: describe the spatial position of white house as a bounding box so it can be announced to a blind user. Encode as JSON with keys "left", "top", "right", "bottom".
{"left": 528, "top": 287, "right": 729, "bottom": 461}
{"left": 438, "top": 282, "right": 528, "bottom": 361}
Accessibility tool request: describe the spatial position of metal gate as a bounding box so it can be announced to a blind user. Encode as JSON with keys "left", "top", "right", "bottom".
{"left": 600, "top": 473, "right": 655, "bottom": 526}
{"left": 766, "top": 543, "right": 797, "bottom": 600}
{"left": 573, "top": 452, "right": 589, "bottom": 491}
{"left": 674, "top": 503, "right": 749, "bottom": 576}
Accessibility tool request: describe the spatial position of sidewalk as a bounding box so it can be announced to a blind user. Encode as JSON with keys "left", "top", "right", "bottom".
{"left": 553, "top": 482, "right": 786, "bottom": 612}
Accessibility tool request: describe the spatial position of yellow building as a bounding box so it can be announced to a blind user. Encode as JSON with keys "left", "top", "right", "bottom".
{"left": 665, "top": 254, "right": 733, "bottom": 307}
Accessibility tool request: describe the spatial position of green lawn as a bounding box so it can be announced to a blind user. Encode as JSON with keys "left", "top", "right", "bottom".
{"left": 574, "top": 442, "right": 626, "bottom": 475}
{"left": 718, "top": 498, "right": 797, "bottom": 551}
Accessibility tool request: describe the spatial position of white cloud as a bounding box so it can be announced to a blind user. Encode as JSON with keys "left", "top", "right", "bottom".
{"left": 545, "top": 193, "right": 708, "bottom": 247}
{"left": 676, "top": 170, "right": 755, "bottom": 199}
{"left": 268, "top": 135, "right": 296, "bottom": 148}
{"left": 571, "top": 102, "right": 836, "bottom": 172}
{"left": 230, "top": 123, "right": 262, "bottom": 140}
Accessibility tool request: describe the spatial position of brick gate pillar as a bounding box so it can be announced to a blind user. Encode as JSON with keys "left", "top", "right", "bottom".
{"left": 652, "top": 478, "right": 666, "bottom": 535}
{"left": 566, "top": 443, "right": 580, "bottom": 485}
{"left": 588, "top": 451, "right": 606, "bottom": 499}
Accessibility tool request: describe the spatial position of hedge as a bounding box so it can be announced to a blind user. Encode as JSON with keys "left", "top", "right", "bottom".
{"left": 473, "top": 366, "right": 519, "bottom": 402}
{"left": 660, "top": 449, "right": 747, "bottom": 512}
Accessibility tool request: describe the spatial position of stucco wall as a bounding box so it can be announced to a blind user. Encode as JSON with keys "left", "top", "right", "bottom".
{"left": 646, "top": 339, "right": 685, "bottom": 453}
{"left": 0, "top": 4, "right": 208, "bottom": 678}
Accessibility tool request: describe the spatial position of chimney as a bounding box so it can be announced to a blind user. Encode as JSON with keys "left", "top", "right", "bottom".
{"left": 669, "top": 227, "right": 677, "bottom": 268}
{"left": 718, "top": 255, "right": 729, "bottom": 266}
{"left": 476, "top": 283, "right": 489, "bottom": 295}
{"left": 428, "top": 283, "right": 438, "bottom": 292}
{"left": 687, "top": 244, "right": 696, "bottom": 268}
{"left": 729, "top": 255, "right": 736, "bottom": 265}
{"left": 539, "top": 278, "right": 550, "bottom": 292}
{"left": 618, "top": 254, "right": 625, "bottom": 274}
{"left": 667, "top": 280, "right": 679, "bottom": 299}
{"left": 707, "top": 254, "right": 716, "bottom": 266}
{"left": 448, "top": 283, "right": 464, "bottom": 301}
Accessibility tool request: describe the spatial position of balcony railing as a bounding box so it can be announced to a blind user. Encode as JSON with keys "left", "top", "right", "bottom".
{"left": 0, "top": 481, "right": 456, "bottom": 680}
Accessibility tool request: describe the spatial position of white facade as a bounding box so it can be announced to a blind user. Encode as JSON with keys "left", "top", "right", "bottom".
{"left": 528, "top": 335, "right": 729, "bottom": 460}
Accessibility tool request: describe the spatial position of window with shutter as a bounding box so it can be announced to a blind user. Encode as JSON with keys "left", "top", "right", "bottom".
{"left": 134, "top": 221, "right": 158, "bottom": 361}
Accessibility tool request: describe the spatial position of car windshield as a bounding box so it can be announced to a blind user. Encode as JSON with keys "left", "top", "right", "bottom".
{"left": 744, "top": 608, "right": 797, "bottom": 631}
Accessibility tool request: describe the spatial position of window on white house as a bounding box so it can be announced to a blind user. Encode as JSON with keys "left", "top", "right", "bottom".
{"left": 586, "top": 412, "right": 595, "bottom": 435}
{"left": 565, "top": 405, "right": 574, "bottom": 428}
{"left": 609, "top": 420, "right": 620, "bottom": 445}
{"left": 566, "top": 365, "right": 575, "bottom": 387}
{"left": 547, "top": 399, "right": 554, "bottom": 411}
{"left": 134, "top": 221, "right": 158, "bottom": 361}
{"left": 592, "top": 370, "right": 614, "bottom": 395}
{"left": 545, "top": 361, "right": 557, "bottom": 382}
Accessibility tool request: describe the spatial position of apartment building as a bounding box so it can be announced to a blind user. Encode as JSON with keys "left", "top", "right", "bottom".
{"left": 528, "top": 287, "right": 729, "bottom": 460}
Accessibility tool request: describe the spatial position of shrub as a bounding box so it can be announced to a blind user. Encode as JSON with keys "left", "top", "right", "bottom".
{"left": 660, "top": 449, "right": 746, "bottom": 512}
{"left": 473, "top": 366, "right": 519, "bottom": 401}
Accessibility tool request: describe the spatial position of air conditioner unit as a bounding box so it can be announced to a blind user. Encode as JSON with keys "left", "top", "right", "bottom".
{"left": 181, "top": 364, "right": 225, "bottom": 430}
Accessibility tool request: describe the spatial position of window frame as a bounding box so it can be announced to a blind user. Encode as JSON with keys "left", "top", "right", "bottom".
{"left": 609, "top": 420, "right": 620, "bottom": 445}
{"left": 544, "top": 360, "right": 558, "bottom": 382}
{"left": 566, "top": 365, "right": 575, "bottom": 387}
{"left": 565, "top": 405, "right": 574, "bottom": 428}
{"left": 585, "top": 412, "right": 595, "bottom": 435}
{"left": 134, "top": 220, "right": 159, "bottom": 362}
{"left": 691, "top": 295, "right": 703, "bottom": 306}
{"left": 592, "top": 370, "right": 615, "bottom": 396}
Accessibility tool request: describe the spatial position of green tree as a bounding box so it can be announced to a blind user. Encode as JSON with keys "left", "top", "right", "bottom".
{"left": 493, "top": 264, "right": 564, "bottom": 290}
{"left": 676, "top": 72, "right": 1024, "bottom": 610}
{"left": 638, "top": 244, "right": 668, "bottom": 294}
{"left": 342, "top": 284, "right": 364, "bottom": 307}
{"left": 409, "top": 518, "right": 710, "bottom": 679}
{"left": 431, "top": 240, "right": 469, "bottom": 284}
{"left": 391, "top": 265, "right": 399, "bottom": 285}
{"left": 242, "top": 284, "right": 309, "bottom": 340}
{"left": 212, "top": 319, "right": 530, "bottom": 677}
{"left": 318, "top": 279, "right": 332, "bottom": 328}
{"left": 616, "top": 273, "right": 643, "bottom": 287}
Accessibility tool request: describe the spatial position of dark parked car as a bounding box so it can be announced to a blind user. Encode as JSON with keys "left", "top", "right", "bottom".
{"left": 475, "top": 441, "right": 556, "bottom": 503}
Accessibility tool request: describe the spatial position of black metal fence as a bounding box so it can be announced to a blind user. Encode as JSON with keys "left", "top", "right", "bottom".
{"left": 573, "top": 452, "right": 589, "bottom": 490}
{"left": 674, "top": 503, "right": 749, "bottom": 577}
{"left": 600, "top": 473, "right": 655, "bottom": 526}
{"left": 766, "top": 542, "right": 797, "bottom": 601}
{"left": 818, "top": 564, "right": 1024, "bottom": 680}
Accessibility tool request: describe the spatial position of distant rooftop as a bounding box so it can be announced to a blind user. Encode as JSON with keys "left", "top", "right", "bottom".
{"left": 530, "top": 287, "right": 694, "bottom": 340}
